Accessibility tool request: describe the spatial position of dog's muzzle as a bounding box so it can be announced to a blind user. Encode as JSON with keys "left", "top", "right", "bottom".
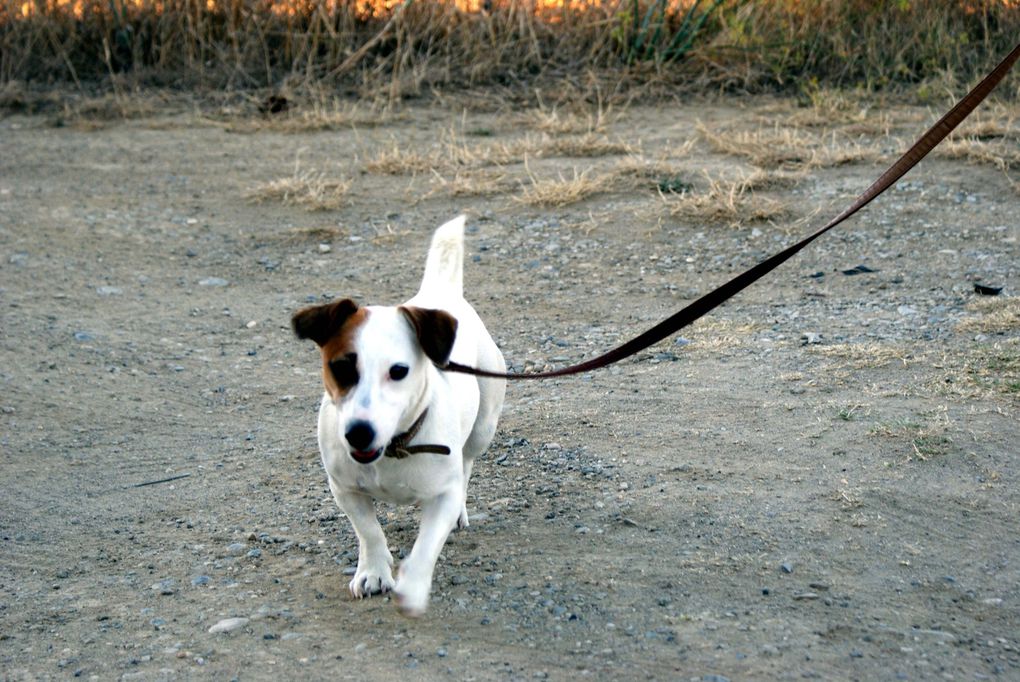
{"left": 345, "top": 421, "right": 382, "bottom": 464}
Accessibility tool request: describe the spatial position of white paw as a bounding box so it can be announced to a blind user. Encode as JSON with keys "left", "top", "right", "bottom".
{"left": 393, "top": 567, "right": 431, "bottom": 617}
{"left": 456, "top": 504, "right": 469, "bottom": 531}
{"left": 348, "top": 556, "right": 395, "bottom": 599}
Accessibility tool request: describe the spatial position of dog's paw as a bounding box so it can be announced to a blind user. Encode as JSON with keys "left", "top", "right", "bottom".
{"left": 393, "top": 569, "right": 430, "bottom": 617}
{"left": 456, "top": 504, "right": 469, "bottom": 531}
{"left": 349, "top": 560, "right": 395, "bottom": 599}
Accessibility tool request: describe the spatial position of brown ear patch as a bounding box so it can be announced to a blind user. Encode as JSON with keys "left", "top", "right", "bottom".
{"left": 291, "top": 298, "right": 360, "bottom": 347}
{"left": 292, "top": 298, "right": 369, "bottom": 400}
{"left": 399, "top": 306, "right": 458, "bottom": 366}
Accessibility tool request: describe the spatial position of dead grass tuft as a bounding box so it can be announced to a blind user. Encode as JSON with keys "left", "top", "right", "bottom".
{"left": 952, "top": 103, "right": 1017, "bottom": 140}
{"left": 686, "top": 319, "right": 763, "bottom": 351}
{"left": 222, "top": 103, "right": 398, "bottom": 134}
{"left": 364, "top": 144, "right": 437, "bottom": 175}
{"left": 935, "top": 138, "right": 1020, "bottom": 172}
{"left": 956, "top": 297, "right": 1020, "bottom": 335}
{"left": 516, "top": 166, "right": 612, "bottom": 208}
{"left": 870, "top": 410, "right": 955, "bottom": 462}
{"left": 521, "top": 106, "right": 610, "bottom": 135}
{"left": 611, "top": 146, "right": 696, "bottom": 191}
{"left": 698, "top": 122, "right": 882, "bottom": 171}
{"left": 427, "top": 169, "right": 511, "bottom": 198}
{"left": 662, "top": 171, "right": 790, "bottom": 227}
{"left": 543, "top": 133, "right": 633, "bottom": 158}
{"left": 810, "top": 343, "right": 915, "bottom": 369}
{"left": 246, "top": 164, "right": 351, "bottom": 211}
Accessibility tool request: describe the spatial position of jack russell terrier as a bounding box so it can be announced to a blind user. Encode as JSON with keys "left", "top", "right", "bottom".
{"left": 291, "top": 216, "right": 506, "bottom": 616}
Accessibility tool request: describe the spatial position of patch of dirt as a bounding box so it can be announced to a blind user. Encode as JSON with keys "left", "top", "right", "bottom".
{"left": 1, "top": 95, "right": 1018, "bottom": 680}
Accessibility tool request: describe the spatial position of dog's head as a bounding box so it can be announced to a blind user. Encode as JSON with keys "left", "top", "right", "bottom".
{"left": 292, "top": 298, "right": 457, "bottom": 464}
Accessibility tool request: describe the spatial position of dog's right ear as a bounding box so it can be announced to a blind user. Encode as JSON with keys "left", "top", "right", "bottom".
{"left": 291, "top": 298, "right": 359, "bottom": 347}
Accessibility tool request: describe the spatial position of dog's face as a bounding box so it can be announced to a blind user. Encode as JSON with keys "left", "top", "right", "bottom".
{"left": 292, "top": 299, "right": 457, "bottom": 464}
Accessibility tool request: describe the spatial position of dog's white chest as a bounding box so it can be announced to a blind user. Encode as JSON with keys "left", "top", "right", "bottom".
{"left": 352, "top": 466, "right": 416, "bottom": 503}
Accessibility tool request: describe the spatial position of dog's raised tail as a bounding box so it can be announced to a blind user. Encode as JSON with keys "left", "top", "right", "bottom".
{"left": 419, "top": 215, "right": 465, "bottom": 297}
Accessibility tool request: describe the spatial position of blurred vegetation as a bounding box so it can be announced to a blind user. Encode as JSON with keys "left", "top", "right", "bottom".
{"left": 1, "top": 0, "right": 1017, "bottom": 103}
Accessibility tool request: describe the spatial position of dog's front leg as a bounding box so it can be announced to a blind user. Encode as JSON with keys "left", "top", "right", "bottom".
{"left": 329, "top": 479, "right": 395, "bottom": 598}
{"left": 394, "top": 488, "right": 463, "bottom": 616}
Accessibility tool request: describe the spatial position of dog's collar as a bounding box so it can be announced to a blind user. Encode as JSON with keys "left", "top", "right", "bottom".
{"left": 383, "top": 409, "right": 451, "bottom": 459}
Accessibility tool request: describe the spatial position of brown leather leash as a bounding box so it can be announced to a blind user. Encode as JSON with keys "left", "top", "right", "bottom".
{"left": 444, "top": 41, "right": 1020, "bottom": 381}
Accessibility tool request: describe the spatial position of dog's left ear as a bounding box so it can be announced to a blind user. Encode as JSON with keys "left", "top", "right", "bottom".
{"left": 399, "top": 306, "right": 458, "bottom": 366}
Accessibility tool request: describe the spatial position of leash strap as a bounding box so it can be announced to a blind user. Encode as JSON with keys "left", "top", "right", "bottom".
{"left": 445, "top": 41, "right": 1020, "bottom": 381}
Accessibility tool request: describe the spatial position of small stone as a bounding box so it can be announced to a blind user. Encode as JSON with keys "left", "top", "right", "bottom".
{"left": 151, "top": 579, "right": 176, "bottom": 595}
{"left": 73, "top": 331, "right": 96, "bottom": 342}
{"left": 793, "top": 592, "right": 820, "bottom": 600}
{"left": 191, "top": 575, "right": 211, "bottom": 587}
{"left": 96, "top": 286, "right": 122, "bottom": 296}
{"left": 247, "top": 548, "right": 262, "bottom": 559}
{"left": 354, "top": 642, "right": 368, "bottom": 654}
{"left": 801, "top": 332, "right": 822, "bottom": 346}
{"left": 199, "top": 277, "right": 229, "bottom": 287}
{"left": 450, "top": 575, "right": 468, "bottom": 586}
{"left": 226, "top": 542, "right": 247, "bottom": 556}
{"left": 781, "top": 563, "right": 793, "bottom": 574}
{"left": 436, "top": 647, "right": 448, "bottom": 658}
{"left": 208, "top": 617, "right": 249, "bottom": 634}
{"left": 318, "top": 243, "right": 332, "bottom": 253}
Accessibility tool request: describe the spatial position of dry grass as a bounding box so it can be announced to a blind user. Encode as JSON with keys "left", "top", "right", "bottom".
{"left": 427, "top": 169, "right": 511, "bottom": 198}
{"left": 246, "top": 163, "right": 351, "bottom": 211}
{"left": 698, "top": 122, "right": 882, "bottom": 171}
{"left": 955, "top": 297, "right": 1020, "bottom": 335}
{"left": 3, "top": 0, "right": 1019, "bottom": 101}
{"left": 810, "top": 342, "right": 916, "bottom": 370}
{"left": 662, "top": 171, "right": 790, "bottom": 227}
{"left": 543, "top": 133, "right": 633, "bottom": 158}
{"left": 516, "top": 166, "right": 612, "bottom": 208}
{"left": 951, "top": 102, "right": 1017, "bottom": 140}
{"left": 686, "top": 319, "right": 763, "bottom": 351}
{"left": 519, "top": 103, "right": 613, "bottom": 135}
{"left": 363, "top": 144, "right": 437, "bottom": 175}
{"left": 219, "top": 100, "right": 400, "bottom": 133}
{"left": 935, "top": 139, "right": 1020, "bottom": 173}
{"left": 871, "top": 413, "right": 955, "bottom": 462}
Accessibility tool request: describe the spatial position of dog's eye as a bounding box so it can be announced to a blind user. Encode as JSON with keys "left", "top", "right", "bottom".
{"left": 328, "top": 354, "right": 359, "bottom": 389}
{"left": 389, "top": 364, "right": 409, "bottom": 381}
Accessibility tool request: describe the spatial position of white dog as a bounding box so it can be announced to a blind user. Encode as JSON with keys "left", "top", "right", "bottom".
{"left": 292, "top": 216, "right": 506, "bottom": 616}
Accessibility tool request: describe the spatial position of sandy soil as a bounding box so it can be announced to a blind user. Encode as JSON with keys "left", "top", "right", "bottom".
{"left": 1, "top": 93, "right": 1018, "bottom": 681}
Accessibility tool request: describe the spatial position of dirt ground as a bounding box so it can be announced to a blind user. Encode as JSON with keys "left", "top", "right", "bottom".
{"left": 1, "top": 91, "right": 1018, "bottom": 681}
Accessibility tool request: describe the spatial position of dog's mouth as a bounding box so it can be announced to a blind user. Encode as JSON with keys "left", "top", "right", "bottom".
{"left": 350, "top": 448, "right": 383, "bottom": 464}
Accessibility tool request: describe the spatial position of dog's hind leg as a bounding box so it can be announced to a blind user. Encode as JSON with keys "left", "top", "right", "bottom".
{"left": 329, "top": 479, "right": 395, "bottom": 599}
{"left": 457, "top": 458, "right": 475, "bottom": 530}
{"left": 458, "top": 369, "right": 505, "bottom": 530}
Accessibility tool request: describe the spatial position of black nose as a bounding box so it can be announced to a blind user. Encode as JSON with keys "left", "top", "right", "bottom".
{"left": 345, "top": 421, "right": 376, "bottom": 451}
